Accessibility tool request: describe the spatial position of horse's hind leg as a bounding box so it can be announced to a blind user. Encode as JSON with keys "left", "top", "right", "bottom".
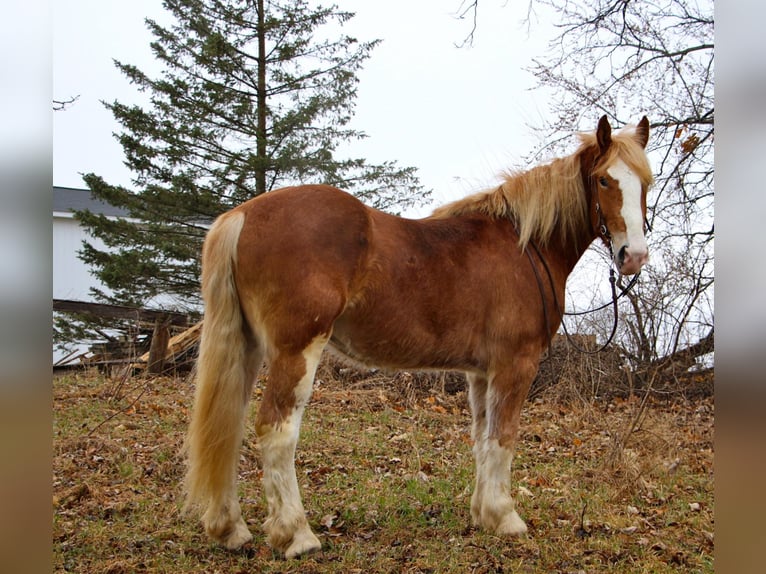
{"left": 186, "top": 326, "right": 263, "bottom": 551}
{"left": 255, "top": 336, "right": 327, "bottom": 558}
{"left": 199, "top": 338, "right": 262, "bottom": 550}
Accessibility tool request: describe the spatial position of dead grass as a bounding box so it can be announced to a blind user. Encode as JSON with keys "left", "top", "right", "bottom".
{"left": 53, "top": 360, "right": 713, "bottom": 573}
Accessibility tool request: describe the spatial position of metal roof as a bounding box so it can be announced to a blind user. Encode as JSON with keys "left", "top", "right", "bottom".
{"left": 53, "top": 186, "right": 131, "bottom": 218}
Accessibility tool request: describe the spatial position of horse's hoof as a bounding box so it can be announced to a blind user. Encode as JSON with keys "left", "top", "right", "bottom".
{"left": 496, "top": 510, "right": 528, "bottom": 537}
{"left": 284, "top": 528, "right": 321, "bottom": 559}
{"left": 221, "top": 520, "right": 253, "bottom": 550}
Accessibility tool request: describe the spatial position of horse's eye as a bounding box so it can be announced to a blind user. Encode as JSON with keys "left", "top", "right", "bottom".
{"left": 599, "top": 177, "right": 609, "bottom": 187}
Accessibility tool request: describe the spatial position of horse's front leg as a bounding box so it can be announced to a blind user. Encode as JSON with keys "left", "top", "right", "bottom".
{"left": 467, "top": 372, "right": 492, "bottom": 527}
{"left": 469, "top": 359, "right": 537, "bottom": 536}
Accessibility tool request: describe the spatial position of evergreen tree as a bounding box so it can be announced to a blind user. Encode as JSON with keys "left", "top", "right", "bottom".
{"left": 76, "top": 0, "right": 428, "bottom": 314}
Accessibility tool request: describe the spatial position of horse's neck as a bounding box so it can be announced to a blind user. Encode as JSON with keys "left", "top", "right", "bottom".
{"left": 524, "top": 146, "right": 596, "bottom": 273}
{"left": 537, "top": 228, "right": 597, "bottom": 292}
{"left": 557, "top": 156, "right": 599, "bottom": 274}
{"left": 537, "top": 186, "right": 598, "bottom": 287}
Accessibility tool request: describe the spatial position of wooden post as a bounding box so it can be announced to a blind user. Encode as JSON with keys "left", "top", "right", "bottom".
{"left": 147, "top": 316, "right": 171, "bottom": 375}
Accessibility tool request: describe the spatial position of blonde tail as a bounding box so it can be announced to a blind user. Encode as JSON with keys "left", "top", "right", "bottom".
{"left": 184, "top": 210, "right": 260, "bottom": 547}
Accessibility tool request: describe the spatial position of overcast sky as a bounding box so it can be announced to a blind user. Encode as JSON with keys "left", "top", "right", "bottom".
{"left": 53, "top": 0, "right": 557, "bottom": 216}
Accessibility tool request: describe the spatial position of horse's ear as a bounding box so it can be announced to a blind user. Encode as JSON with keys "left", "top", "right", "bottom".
{"left": 635, "top": 116, "right": 650, "bottom": 148}
{"left": 596, "top": 115, "right": 612, "bottom": 153}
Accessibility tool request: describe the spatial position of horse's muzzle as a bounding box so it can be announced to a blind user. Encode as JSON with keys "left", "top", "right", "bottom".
{"left": 617, "top": 244, "right": 648, "bottom": 275}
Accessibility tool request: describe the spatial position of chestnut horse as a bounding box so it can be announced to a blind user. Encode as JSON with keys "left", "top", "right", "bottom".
{"left": 185, "top": 116, "right": 652, "bottom": 558}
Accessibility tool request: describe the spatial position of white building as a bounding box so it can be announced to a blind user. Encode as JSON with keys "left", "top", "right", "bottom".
{"left": 54, "top": 186, "right": 133, "bottom": 364}
{"left": 53, "top": 186, "right": 130, "bottom": 303}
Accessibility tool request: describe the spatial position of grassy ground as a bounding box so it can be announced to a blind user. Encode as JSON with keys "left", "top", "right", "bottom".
{"left": 53, "top": 364, "right": 713, "bottom": 573}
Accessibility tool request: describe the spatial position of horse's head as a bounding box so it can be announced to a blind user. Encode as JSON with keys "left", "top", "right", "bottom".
{"left": 588, "top": 115, "right": 653, "bottom": 275}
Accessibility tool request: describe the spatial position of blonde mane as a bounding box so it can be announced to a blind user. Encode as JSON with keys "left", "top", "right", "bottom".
{"left": 431, "top": 124, "right": 653, "bottom": 250}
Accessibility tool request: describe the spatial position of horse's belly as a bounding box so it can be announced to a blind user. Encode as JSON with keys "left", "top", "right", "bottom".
{"left": 329, "top": 310, "right": 484, "bottom": 372}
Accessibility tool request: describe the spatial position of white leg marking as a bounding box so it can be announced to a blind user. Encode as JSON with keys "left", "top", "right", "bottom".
{"left": 260, "top": 337, "right": 326, "bottom": 557}
{"left": 467, "top": 374, "right": 489, "bottom": 526}
{"left": 202, "top": 497, "right": 253, "bottom": 549}
{"left": 468, "top": 375, "right": 528, "bottom": 537}
{"left": 473, "top": 439, "right": 528, "bottom": 536}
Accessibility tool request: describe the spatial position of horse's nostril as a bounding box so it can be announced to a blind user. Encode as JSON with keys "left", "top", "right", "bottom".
{"left": 618, "top": 245, "right": 627, "bottom": 266}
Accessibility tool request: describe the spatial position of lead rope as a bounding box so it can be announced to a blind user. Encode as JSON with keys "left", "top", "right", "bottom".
{"left": 525, "top": 238, "right": 622, "bottom": 357}
{"left": 563, "top": 270, "right": 640, "bottom": 317}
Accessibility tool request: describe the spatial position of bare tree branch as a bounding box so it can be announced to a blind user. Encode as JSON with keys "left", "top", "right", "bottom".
{"left": 530, "top": 0, "right": 713, "bottom": 365}
{"left": 53, "top": 95, "right": 80, "bottom": 111}
{"left": 454, "top": 0, "right": 479, "bottom": 48}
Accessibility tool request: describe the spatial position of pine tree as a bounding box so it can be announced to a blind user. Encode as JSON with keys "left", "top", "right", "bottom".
{"left": 76, "top": 0, "right": 428, "bottom": 314}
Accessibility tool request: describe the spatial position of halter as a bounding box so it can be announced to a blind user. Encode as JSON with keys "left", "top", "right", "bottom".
{"left": 594, "top": 201, "right": 612, "bottom": 244}
{"left": 590, "top": 164, "right": 614, "bottom": 246}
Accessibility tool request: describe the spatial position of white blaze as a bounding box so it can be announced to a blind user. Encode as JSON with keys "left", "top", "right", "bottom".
{"left": 607, "top": 159, "right": 647, "bottom": 269}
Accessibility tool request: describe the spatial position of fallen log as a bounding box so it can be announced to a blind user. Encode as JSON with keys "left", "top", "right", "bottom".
{"left": 135, "top": 321, "right": 202, "bottom": 370}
